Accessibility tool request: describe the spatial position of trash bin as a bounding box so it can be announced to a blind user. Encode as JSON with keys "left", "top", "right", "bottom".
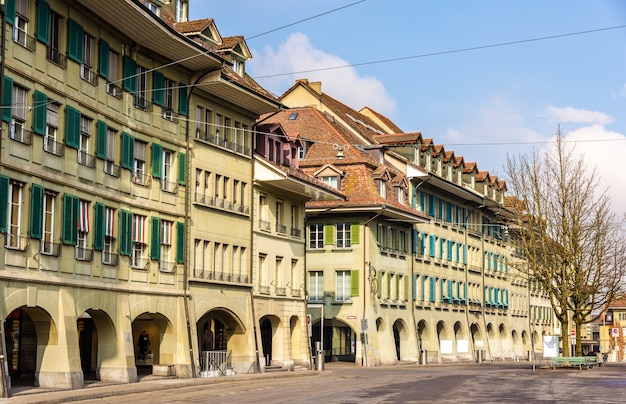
{"left": 315, "top": 341, "right": 324, "bottom": 371}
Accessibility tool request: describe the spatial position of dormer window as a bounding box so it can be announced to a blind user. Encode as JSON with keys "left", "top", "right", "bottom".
{"left": 321, "top": 176, "right": 338, "bottom": 188}
{"left": 378, "top": 180, "right": 386, "bottom": 198}
{"left": 314, "top": 164, "right": 344, "bottom": 190}
{"left": 232, "top": 59, "right": 244, "bottom": 76}
{"left": 143, "top": 1, "right": 161, "bottom": 16}
{"left": 175, "top": 0, "right": 188, "bottom": 22}
{"left": 396, "top": 187, "right": 405, "bottom": 204}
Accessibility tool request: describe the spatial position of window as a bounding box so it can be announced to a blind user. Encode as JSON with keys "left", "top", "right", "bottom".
{"left": 258, "top": 253, "right": 268, "bottom": 291}
{"left": 46, "top": 10, "right": 63, "bottom": 66}
{"left": 298, "top": 146, "right": 305, "bottom": 159}
{"left": 75, "top": 200, "right": 91, "bottom": 261}
{"left": 378, "top": 180, "right": 386, "bottom": 198}
{"left": 134, "top": 65, "right": 149, "bottom": 109}
{"left": 321, "top": 176, "right": 338, "bottom": 188}
{"left": 10, "top": 84, "right": 28, "bottom": 144}
{"left": 133, "top": 140, "right": 147, "bottom": 185}
{"left": 41, "top": 190, "right": 56, "bottom": 255}
{"left": 397, "top": 187, "right": 405, "bottom": 204}
{"left": 162, "top": 77, "right": 175, "bottom": 116}
{"left": 12, "top": 0, "right": 31, "bottom": 49}
{"left": 80, "top": 33, "right": 97, "bottom": 85}
{"left": 160, "top": 219, "right": 174, "bottom": 271}
{"left": 6, "top": 181, "right": 24, "bottom": 249}
{"left": 143, "top": 1, "right": 160, "bottom": 16}
{"left": 336, "top": 270, "right": 351, "bottom": 302}
{"left": 275, "top": 256, "right": 284, "bottom": 291}
{"left": 175, "top": 0, "right": 187, "bottom": 22}
{"left": 106, "top": 49, "right": 121, "bottom": 97}
{"left": 336, "top": 223, "right": 351, "bottom": 248}
{"left": 104, "top": 127, "right": 118, "bottom": 176}
{"left": 215, "top": 114, "right": 222, "bottom": 144}
{"left": 78, "top": 116, "right": 94, "bottom": 167}
{"left": 44, "top": 102, "right": 61, "bottom": 156}
{"left": 275, "top": 201, "right": 285, "bottom": 233}
{"left": 102, "top": 207, "right": 116, "bottom": 265}
{"left": 308, "top": 271, "right": 323, "bottom": 301}
{"left": 160, "top": 149, "right": 175, "bottom": 192}
{"left": 309, "top": 223, "right": 323, "bottom": 249}
{"left": 131, "top": 214, "right": 146, "bottom": 268}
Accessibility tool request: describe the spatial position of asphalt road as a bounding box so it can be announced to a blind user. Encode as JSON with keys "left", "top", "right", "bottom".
{"left": 67, "top": 362, "right": 626, "bottom": 404}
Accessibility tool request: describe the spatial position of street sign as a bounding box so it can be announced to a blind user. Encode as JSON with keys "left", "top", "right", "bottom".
{"left": 612, "top": 327, "right": 619, "bottom": 337}
{"left": 570, "top": 329, "right": 576, "bottom": 337}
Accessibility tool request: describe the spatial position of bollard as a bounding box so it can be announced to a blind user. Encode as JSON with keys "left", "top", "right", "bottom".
{"left": 316, "top": 350, "right": 324, "bottom": 371}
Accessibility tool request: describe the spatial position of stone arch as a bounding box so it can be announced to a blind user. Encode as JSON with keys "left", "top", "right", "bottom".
{"left": 311, "top": 318, "right": 356, "bottom": 363}
{"left": 392, "top": 319, "right": 409, "bottom": 361}
{"left": 132, "top": 312, "right": 175, "bottom": 367}
{"left": 76, "top": 309, "right": 116, "bottom": 381}
{"left": 376, "top": 317, "right": 385, "bottom": 333}
{"left": 259, "top": 315, "right": 282, "bottom": 366}
{"left": 4, "top": 306, "right": 57, "bottom": 386}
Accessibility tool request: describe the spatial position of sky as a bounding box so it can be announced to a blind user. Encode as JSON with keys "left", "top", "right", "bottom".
{"left": 190, "top": 0, "right": 626, "bottom": 216}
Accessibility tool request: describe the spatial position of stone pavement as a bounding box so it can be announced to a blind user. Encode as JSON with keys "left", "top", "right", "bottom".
{"left": 0, "top": 367, "right": 322, "bottom": 404}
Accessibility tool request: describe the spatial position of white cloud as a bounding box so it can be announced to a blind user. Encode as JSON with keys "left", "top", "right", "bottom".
{"left": 544, "top": 106, "right": 614, "bottom": 126}
{"left": 248, "top": 33, "right": 396, "bottom": 115}
{"left": 541, "top": 125, "right": 626, "bottom": 216}
{"left": 611, "top": 84, "right": 626, "bottom": 99}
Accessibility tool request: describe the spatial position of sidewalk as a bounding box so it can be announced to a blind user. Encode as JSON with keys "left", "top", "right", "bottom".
{"left": 1, "top": 368, "right": 321, "bottom": 404}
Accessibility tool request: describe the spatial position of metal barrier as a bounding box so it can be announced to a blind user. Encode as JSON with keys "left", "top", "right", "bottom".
{"left": 199, "top": 352, "right": 259, "bottom": 377}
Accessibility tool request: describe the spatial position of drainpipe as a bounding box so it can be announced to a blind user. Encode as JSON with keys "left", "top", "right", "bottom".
{"left": 183, "top": 65, "right": 223, "bottom": 377}
{"left": 361, "top": 207, "right": 385, "bottom": 367}
{"left": 249, "top": 123, "right": 263, "bottom": 373}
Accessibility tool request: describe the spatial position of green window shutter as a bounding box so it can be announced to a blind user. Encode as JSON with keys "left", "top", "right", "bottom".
{"left": 150, "top": 216, "right": 160, "bottom": 260}
{"left": 177, "top": 152, "right": 186, "bottom": 185}
{"left": 5, "top": 0, "right": 16, "bottom": 26}
{"left": 36, "top": 0, "right": 50, "bottom": 44}
{"left": 121, "top": 132, "right": 134, "bottom": 170}
{"left": 98, "top": 39, "right": 109, "bottom": 79}
{"left": 67, "top": 19, "right": 84, "bottom": 63}
{"left": 429, "top": 235, "right": 435, "bottom": 257}
{"left": 463, "top": 244, "right": 467, "bottom": 264}
{"left": 93, "top": 202, "right": 105, "bottom": 251}
{"left": 178, "top": 83, "right": 188, "bottom": 115}
{"left": 152, "top": 71, "right": 164, "bottom": 106}
{"left": 65, "top": 106, "right": 81, "bottom": 149}
{"left": 428, "top": 194, "right": 435, "bottom": 216}
{"left": 376, "top": 271, "right": 382, "bottom": 298}
{"left": 62, "top": 194, "right": 78, "bottom": 245}
{"left": 386, "top": 273, "right": 391, "bottom": 298}
{"left": 0, "top": 175, "right": 8, "bottom": 232}
{"left": 448, "top": 281, "right": 453, "bottom": 303}
{"left": 404, "top": 276, "right": 409, "bottom": 300}
{"left": 350, "top": 223, "right": 360, "bottom": 245}
{"left": 29, "top": 184, "right": 44, "bottom": 239}
{"left": 33, "top": 91, "right": 47, "bottom": 135}
{"left": 323, "top": 224, "right": 334, "bottom": 245}
{"left": 119, "top": 210, "right": 132, "bottom": 255}
{"left": 151, "top": 143, "right": 163, "bottom": 178}
{"left": 122, "top": 55, "right": 136, "bottom": 92}
{"left": 429, "top": 277, "right": 435, "bottom": 302}
{"left": 96, "top": 120, "right": 107, "bottom": 159}
{"left": 176, "top": 222, "right": 185, "bottom": 263}
{"left": 350, "top": 270, "right": 359, "bottom": 297}
{"left": 412, "top": 274, "right": 417, "bottom": 301}
{"left": 2, "top": 76, "right": 13, "bottom": 122}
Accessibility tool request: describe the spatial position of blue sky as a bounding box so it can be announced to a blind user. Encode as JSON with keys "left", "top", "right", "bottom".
{"left": 190, "top": 1, "right": 626, "bottom": 214}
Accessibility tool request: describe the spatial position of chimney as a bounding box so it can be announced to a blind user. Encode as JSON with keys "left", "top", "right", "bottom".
{"left": 309, "top": 81, "right": 322, "bottom": 94}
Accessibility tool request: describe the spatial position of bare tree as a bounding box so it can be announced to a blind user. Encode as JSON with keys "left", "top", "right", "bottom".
{"left": 505, "top": 127, "right": 626, "bottom": 356}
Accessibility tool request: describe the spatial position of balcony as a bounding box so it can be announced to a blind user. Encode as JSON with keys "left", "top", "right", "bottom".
{"left": 80, "top": 64, "right": 98, "bottom": 86}
{"left": 102, "top": 251, "right": 119, "bottom": 266}
{"left": 259, "top": 285, "right": 270, "bottom": 295}
{"left": 258, "top": 220, "right": 271, "bottom": 232}
{"left": 133, "top": 96, "right": 153, "bottom": 112}
{"left": 4, "top": 234, "right": 28, "bottom": 251}
{"left": 275, "top": 223, "right": 287, "bottom": 235}
{"left": 12, "top": 29, "right": 36, "bottom": 51}
{"left": 104, "top": 161, "right": 121, "bottom": 177}
{"left": 75, "top": 247, "right": 93, "bottom": 262}
{"left": 46, "top": 46, "right": 67, "bottom": 68}
{"left": 159, "top": 260, "right": 176, "bottom": 273}
{"left": 9, "top": 123, "right": 32, "bottom": 145}
{"left": 160, "top": 178, "right": 178, "bottom": 193}
{"left": 41, "top": 240, "right": 61, "bottom": 256}
{"left": 44, "top": 137, "right": 64, "bottom": 157}
{"left": 106, "top": 82, "right": 123, "bottom": 99}
{"left": 290, "top": 227, "right": 302, "bottom": 238}
{"left": 78, "top": 150, "right": 96, "bottom": 168}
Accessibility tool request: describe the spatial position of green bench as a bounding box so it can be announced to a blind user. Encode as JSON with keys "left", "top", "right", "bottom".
{"left": 550, "top": 356, "right": 600, "bottom": 370}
